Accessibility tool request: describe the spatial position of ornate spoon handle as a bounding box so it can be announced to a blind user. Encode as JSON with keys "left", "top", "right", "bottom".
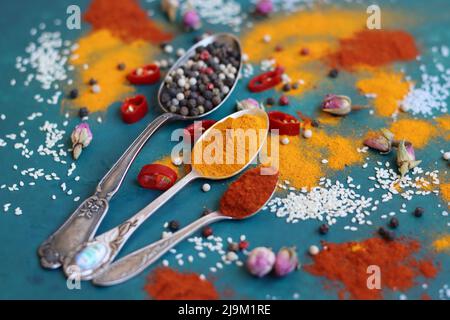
{"left": 63, "top": 171, "right": 200, "bottom": 280}
{"left": 38, "top": 113, "right": 177, "bottom": 269}
{"left": 93, "top": 211, "right": 228, "bottom": 286}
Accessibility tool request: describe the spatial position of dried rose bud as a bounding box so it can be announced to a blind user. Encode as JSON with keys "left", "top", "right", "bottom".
{"left": 363, "top": 128, "right": 395, "bottom": 153}
{"left": 236, "top": 98, "right": 263, "bottom": 111}
{"left": 183, "top": 10, "right": 201, "bottom": 30}
{"left": 396, "top": 140, "right": 421, "bottom": 176}
{"left": 71, "top": 123, "right": 92, "bottom": 160}
{"left": 255, "top": 0, "right": 273, "bottom": 16}
{"left": 321, "top": 94, "right": 352, "bottom": 116}
{"left": 161, "top": 0, "right": 179, "bottom": 22}
{"left": 246, "top": 247, "right": 276, "bottom": 277}
{"left": 274, "top": 247, "right": 299, "bottom": 277}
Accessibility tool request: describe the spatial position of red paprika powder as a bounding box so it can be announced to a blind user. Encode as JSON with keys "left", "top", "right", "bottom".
{"left": 84, "top": 0, "right": 173, "bottom": 43}
{"left": 328, "top": 30, "right": 419, "bottom": 70}
{"left": 304, "top": 237, "right": 438, "bottom": 300}
{"left": 144, "top": 267, "right": 219, "bottom": 300}
{"left": 220, "top": 167, "right": 279, "bottom": 219}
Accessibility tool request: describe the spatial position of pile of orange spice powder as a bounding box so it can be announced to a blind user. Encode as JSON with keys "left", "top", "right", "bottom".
{"left": 145, "top": 267, "right": 219, "bottom": 300}
{"left": 328, "top": 30, "right": 419, "bottom": 70}
{"left": 304, "top": 237, "right": 438, "bottom": 299}
{"left": 84, "top": 0, "right": 172, "bottom": 43}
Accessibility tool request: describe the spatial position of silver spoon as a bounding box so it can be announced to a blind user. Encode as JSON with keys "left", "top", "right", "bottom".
{"left": 63, "top": 108, "right": 269, "bottom": 280}
{"left": 38, "top": 33, "right": 242, "bottom": 269}
{"left": 92, "top": 173, "right": 278, "bottom": 286}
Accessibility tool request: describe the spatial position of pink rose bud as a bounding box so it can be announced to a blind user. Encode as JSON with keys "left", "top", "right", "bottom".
{"left": 363, "top": 129, "right": 394, "bottom": 153}
{"left": 256, "top": 0, "right": 273, "bottom": 16}
{"left": 71, "top": 123, "right": 93, "bottom": 160}
{"left": 246, "top": 247, "right": 276, "bottom": 277}
{"left": 321, "top": 94, "right": 352, "bottom": 116}
{"left": 274, "top": 247, "right": 299, "bottom": 277}
{"left": 396, "top": 140, "right": 421, "bottom": 176}
{"left": 183, "top": 10, "right": 201, "bottom": 30}
{"left": 236, "top": 98, "right": 262, "bottom": 111}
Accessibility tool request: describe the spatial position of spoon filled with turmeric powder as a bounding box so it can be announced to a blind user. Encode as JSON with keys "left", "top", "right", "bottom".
{"left": 63, "top": 108, "right": 269, "bottom": 281}
{"left": 93, "top": 166, "right": 279, "bottom": 286}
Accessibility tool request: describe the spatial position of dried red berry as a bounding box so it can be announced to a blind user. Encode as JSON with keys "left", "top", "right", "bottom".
{"left": 279, "top": 95, "right": 289, "bottom": 106}
{"left": 238, "top": 240, "right": 249, "bottom": 250}
{"left": 202, "top": 226, "right": 213, "bottom": 238}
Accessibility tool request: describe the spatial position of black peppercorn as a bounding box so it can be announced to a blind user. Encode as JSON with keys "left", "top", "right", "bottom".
{"left": 282, "top": 83, "right": 291, "bottom": 92}
{"left": 389, "top": 217, "right": 399, "bottom": 229}
{"left": 328, "top": 69, "right": 339, "bottom": 78}
{"left": 117, "top": 63, "right": 126, "bottom": 71}
{"left": 68, "top": 89, "right": 78, "bottom": 99}
{"left": 311, "top": 119, "right": 320, "bottom": 128}
{"left": 202, "top": 208, "right": 212, "bottom": 217}
{"left": 78, "top": 107, "right": 89, "bottom": 118}
{"left": 266, "top": 97, "right": 275, "bottom": 106}
{"left": 168, "top": 220, "right": 180, "bottom": 232}
{"left": 88, "top": 78, "right": 98, "bottom": 86}
{"left": 378, "top": 227, "right": 394, "bottom": 241}
{"left": 413, "top": 207, "right": 424, "bottom": 217}
{"left": 319, "top": 224, "right": 329, "bottom": 235}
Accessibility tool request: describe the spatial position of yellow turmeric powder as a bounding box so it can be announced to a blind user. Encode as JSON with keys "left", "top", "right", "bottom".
{"left": 264, "top": 134, "right": 322, "bottom": 189}
{"left": 309, "top": 130, "right": 363, "bottom": 170}
{"left": 433, "top": 235, "right": 450, "bottom": 252}
{"left": 263, "top": 130, "right": 362, "bottom": 189}
{"left": 436, "top": 115, "right": 450, "bottom": 140}
{"left": 65, "top": 29, "right": 156, "bottom": 112}
{"left": 192, "top": 114, "right": 268, "bottom": 178}
{"left": 389, "top": 118, "right": 437, "bottom": 148}
{"left": 242, "top": 9, "right": 369, "bottom": 95}
{"left": 441, "top": 183, "right": 450, "bottom": 203}
{"left": 356, "top": 70, "right": 412, "bottom": 117}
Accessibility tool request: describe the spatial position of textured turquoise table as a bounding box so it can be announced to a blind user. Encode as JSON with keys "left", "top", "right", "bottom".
{"left": 0, "top": 0, "right": 448, "bottom": 299}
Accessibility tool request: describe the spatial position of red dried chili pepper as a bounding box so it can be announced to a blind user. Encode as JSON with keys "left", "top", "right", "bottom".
{"left": 268, "top": 111, "right": 300, "bottom": 136}
{"left": 184, "top": 120, "right": 217, "bottom": 144}
{"left": 137, "top": 164, "right": 177, "bottom": 191}
{"left": 120, "top": 95, "right": 148, "bottom": 124}
{"left": 248, "top": 66, "right": 284, "bottom": 92}
{"left": 127, "top": 64, "right": 160, "bottom": 85}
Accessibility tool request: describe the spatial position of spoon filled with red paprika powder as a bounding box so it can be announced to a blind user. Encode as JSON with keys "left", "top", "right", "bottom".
{"left": 92, "top": 166, "right": 279, "bottom": 286}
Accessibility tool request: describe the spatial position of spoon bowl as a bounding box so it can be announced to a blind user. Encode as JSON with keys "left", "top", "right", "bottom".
{"left": 157, "top": 33, "right": 242, "bottom": 119}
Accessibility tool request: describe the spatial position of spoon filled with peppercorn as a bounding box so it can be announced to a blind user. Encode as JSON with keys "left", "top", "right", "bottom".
{"left": 93, "top": 166, "right": 279, "bottom": 286}
{"left": 38, "top": 33, "right": 242, "bottom": 270}
{"left": 63, "top": 108, "right": 269, "bottom": 281}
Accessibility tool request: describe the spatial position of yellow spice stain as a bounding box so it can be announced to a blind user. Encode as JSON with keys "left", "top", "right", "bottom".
{"left": 441, "top": 183, "right": 450, "bottom": 204}
{"left": 436, "top": 115, "right": 450, "bottom": 140}
{"left": 66, "top": 29, "right": 156, "bottom": 112}
{"left": 242, "top": 9, "right": 369, "bottom": 95}
{"left": 309, "top": 130, "right": 363, "bottom": 170}
{"left": 433, "top": 235, "right": 450, "bottom": 253}
{"left": 389, "top": 118, "right": 437, "bottom": 148}
{"left": 356, "top": 70, "right": 412, "bottom": 117}
{"left": 264, "top": 134, "right": 322, "bottom": 189}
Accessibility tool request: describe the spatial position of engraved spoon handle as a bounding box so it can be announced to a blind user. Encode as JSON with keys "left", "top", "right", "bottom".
{"left": 38, "top": 113, "right": 176, "bottom": 269}
{"left": 93, "top": 211, "right": 228, "bottom": 286}
{"left": 64, "top": 170, "right": 200, "bottom": 279}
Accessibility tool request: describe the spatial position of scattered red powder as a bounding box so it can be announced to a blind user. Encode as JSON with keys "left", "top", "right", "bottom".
{"left": 84, "top": 0, "right": 173, "bottom": 43}
{"left": 304, "top": 237, "right": 438, "bottom": 300}
{"left": 328, "top": 30, "right": 419, "bottom": 70}
{"left": 144, "top": 267, "right": 219, "bottom": 300}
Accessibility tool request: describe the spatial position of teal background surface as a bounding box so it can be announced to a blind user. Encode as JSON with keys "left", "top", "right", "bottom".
{"left": 0, "top": 0, "right": 449, "bottom": 299}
